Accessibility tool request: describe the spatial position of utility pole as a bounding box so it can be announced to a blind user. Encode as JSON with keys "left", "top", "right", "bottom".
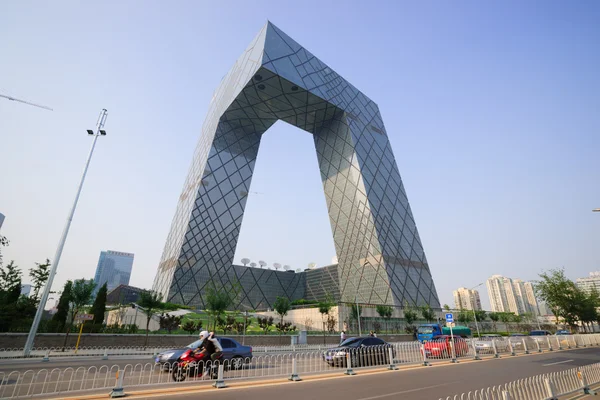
{"left": 23, "top": 109, "right": 108, "bottom": 357}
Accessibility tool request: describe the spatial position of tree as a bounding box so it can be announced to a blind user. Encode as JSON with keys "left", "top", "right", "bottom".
{"left": 91, "top": 283, "right": 108, "bottom": 325}
{"left": 318, "top": 295, "right": 334, "bottom": 343}
{"left": 474, "top": 310, "right": 487, "bottom": 322}
{"left": 257, "top": 316, "right": 274, "bottom": 333}
{"left": 273, "top": 296, "right": 291, "bottom": 329}
{"left": 0, "top": 260, "right": 22, "bottom": 305}
{"left": 138, "top": 290, "right": 164, "bottom": 347}
{"left": 403, "top": 304, "right": 418, "bottom": 330}
{"left": 456, "top": 310, "right": 474, "bottom": 325}
{"left": 217, "top": 315, "right": 236, "bottom": 334}
{"left": 52, "top": 281, "right": 73, "bottom": 331}
{"left": 159, "top": 313, "right": 182, "bottom": 334}
{"left": 420, "top": 305, "right": 436, "bottom": 323}
{"left": 443, "top": 304, "right": 451, "bottom": 312}
{"left": 497, "top": 312, "right": 514, "bottom": 334}
{"left": 0, "top": 234, "right": 8, "bottom": 267}
{"left": 350, "top": 303, "right": 362, "bottom": 332}
{"left": 182, "top": 320, "right": 197, "bottom": 334}
{"left": 535, "top": 268, "right": 579, "bottom": 329}
{"left": 29, "top": 259, "right": 51, "bottom": 302}
{"left": 63, "top": 279, "right": 96, "bottom": 349}
{"left": 376, "top": 305, "right": 393, "bottom": 332}
{"left": 204, "top": 281, "right": 239, "bottom": 330}
{"left": 488, "top": 312, "right": 499, "bottom": 332}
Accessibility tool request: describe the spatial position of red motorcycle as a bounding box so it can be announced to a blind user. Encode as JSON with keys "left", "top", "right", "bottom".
{"left": 171, "top": 349, "right": 223, "bottom": 382}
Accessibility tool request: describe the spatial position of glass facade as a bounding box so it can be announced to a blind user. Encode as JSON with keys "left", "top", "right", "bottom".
{"left": 152, "top": 22, "right": 440, "bottom": 309}
{"left": 93, "top": 250, "right": 134, "bottom": 294}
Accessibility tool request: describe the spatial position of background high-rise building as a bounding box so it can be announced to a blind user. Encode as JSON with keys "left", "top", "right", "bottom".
{"left": 576, "top": 272, "right": 600, "bottom": 294}
{"left": 453, "top": 287, "right": 482, "bottom": 310}
{"left": 93, "top": 250, "right": 134, "bottom": 293}
{"left": 20, "top": 284, "right": 31, "bottom": 298}
{"left": 486, "top": 275, "right": 540, "bottom": 315}
{"left": 0, "top": 212, "right": 5, "bottom": 231}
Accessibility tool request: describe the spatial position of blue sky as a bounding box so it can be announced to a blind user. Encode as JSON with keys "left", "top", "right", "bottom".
{"left": 1, "top": 0, "right": 598, "bottom": 309}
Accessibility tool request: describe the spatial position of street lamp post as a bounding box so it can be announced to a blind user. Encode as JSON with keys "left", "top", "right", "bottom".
{"left": 593, "top": 209, "right": 600, "bottom": 212}
{"left": 469, "top": 283, "right": 484, "bottom": 338}
{"left": 23, "top": 109, "right": 108, "bottom": 357}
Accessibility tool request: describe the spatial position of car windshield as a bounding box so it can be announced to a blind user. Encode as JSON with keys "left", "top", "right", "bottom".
{"left": 530, "top": 331, "right": 545, "bottom": 336}
{"left": 339, "top": 338, "right": 362, "bottom": 347}
{"left": 186, "top": 339, "right": 203, "bottom": 349}
{"left": 417, "top": 326, "right": 434, "bottom": 334}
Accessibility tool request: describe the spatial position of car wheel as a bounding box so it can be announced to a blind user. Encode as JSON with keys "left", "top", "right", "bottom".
{"left": 231, "top": 356, "right": 244, "bottom": 370}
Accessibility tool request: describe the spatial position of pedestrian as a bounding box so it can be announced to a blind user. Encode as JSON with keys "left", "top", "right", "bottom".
{"left": 369, "top": 331, "right": 374, "bottom": 337}
{"left": 340, "top": 330, "right": 346, "bottom": 344}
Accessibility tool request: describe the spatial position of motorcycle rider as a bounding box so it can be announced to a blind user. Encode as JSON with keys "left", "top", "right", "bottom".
{"left": 195, "top": 330, "right": 223, "bottom": 377}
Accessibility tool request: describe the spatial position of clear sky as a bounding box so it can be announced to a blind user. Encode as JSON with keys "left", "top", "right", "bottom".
{"left": 1, "top": 0, "right": 598, "bottom": 310}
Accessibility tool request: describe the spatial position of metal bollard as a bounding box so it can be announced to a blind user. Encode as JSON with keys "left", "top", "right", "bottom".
{"left": 153, "top": 348, "right": 158, "bottom": 357}
{"left": 344, "top": 352, "right": 355, "bottom": 375}
{"left": 547, "top": 336, "right": 553, "bottom": 351}
{"left": 574, "top": 335, "right": 579, "bottom": 348}
{"left": 42, "top": 350, "right": 50, "bottom": 362}
{"left": 449, "top": 340, "right": 458, "bottom": 363}
{"left": 102, "top": 348, "right": 108, "bottom": 360}
{"left": 492, "top": 339, "right": 500, "bottom": 358}
{"left": 557, "top": 336, "right": 563, "bottom": 350}
{"left": 544, "top": 378, "right": 558, "bottom": 400}
{"left": 508, "top": 339, "right": 516, "bottom": 356}
{"left": 110, "top": 369, "right": 126, "bottom": 398}
{"left": 472, "top": 339, "right": 481, "bottom": 360}
{"left": 213, "top": 364, "right": 227, "bottom": 388}
{"left": 421, "top": 343, "right": 430, "bottom": 366}
{"left": 535, "top": 339, "right": 541, "bottom": 353}
{"left": 578, "top": 369, "right": 598, "bottom": 395}
{"left": 289, "top": 358, "right": 301, "bottom": 381}
{"left": 387, "top": 347, "right": 397, "bottom": 370}
{"left": 522, "top": 338, "right": 530, "bottom": 355}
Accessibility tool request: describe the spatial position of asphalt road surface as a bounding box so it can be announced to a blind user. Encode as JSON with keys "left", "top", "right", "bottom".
{"left": 152, "top": 348, "right": 600, "bottom": 400}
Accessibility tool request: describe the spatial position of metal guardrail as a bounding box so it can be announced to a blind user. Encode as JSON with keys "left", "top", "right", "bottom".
{"left": 0, "top": 343, "right": 341, "bottom": 359}
{"left": 0, "top": 334, "right": 597, "bottom": 399}
{"left": 440, "top": 361, "right": 600, "bottom": 399}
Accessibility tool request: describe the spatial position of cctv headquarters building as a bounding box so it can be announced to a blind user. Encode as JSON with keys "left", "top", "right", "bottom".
{"left": 152, "top": 22, "right": 440, "bottom": 312}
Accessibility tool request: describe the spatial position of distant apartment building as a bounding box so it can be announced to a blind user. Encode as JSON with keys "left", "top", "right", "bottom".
{"left": 486, "top": 275, "right": 540, "bottom": 316}
{"left": 0, "top": 212, "right": 5, "bottom": 231}
{"left": 20, "top": 284, "right": 31, "bottom": 298}
{"left": 93, "top": 250, "right": 134, "bottom": 294}
{"left": 576, "top": 272, "right": 600, "bottom": 294}
{"left": 453, "top": 287, "right": 482, "bottom": 310}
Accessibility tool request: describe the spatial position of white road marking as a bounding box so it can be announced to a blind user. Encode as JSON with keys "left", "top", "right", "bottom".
{"left": 356, "top": 382, "right": 458, "bottom": 400}
{"left": 543, "top": 359, "right": 574, "bottom": 366}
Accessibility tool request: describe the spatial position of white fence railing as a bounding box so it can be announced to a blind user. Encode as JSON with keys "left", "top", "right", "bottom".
{"left": 0, "top": 334, "right": 597, "bottom": 399}
{"left": 440, "top": 361, "right": 600, "bottom": 399}
{"left": 0, "top": 343, "right": 345, "bottom": 359}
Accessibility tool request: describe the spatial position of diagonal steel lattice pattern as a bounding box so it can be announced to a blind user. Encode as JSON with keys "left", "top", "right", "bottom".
{"left": 152, "top": 22, "right": 440, "bottom": 310}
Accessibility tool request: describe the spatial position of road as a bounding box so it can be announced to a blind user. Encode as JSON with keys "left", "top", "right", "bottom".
{"left": 151, "top": 348, "right": 600, "bottom": 400}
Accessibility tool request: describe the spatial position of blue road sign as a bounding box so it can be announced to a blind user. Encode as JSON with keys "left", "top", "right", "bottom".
{"left": 445, "top": 313, "right": 454, "bottom": 323}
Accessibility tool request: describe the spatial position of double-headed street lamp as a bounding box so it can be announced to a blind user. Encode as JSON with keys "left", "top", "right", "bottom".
{"left": 23, "top": 109, "right": 108, "bottom": 357}
{"left": 593, "top": 209, "right": 600, "bottom": 212}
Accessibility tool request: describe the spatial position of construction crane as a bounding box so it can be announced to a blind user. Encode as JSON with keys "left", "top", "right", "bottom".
{"left": 0, "top": 93, "right": 53, "bottom": 111}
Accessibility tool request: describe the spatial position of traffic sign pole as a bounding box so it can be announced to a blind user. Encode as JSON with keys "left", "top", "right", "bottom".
{"left": 74, "top": 321, "right": 85, "bottom": 354}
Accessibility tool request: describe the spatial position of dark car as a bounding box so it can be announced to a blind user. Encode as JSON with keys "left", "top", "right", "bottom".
{"left": 530, "top": 330, "right": 552, "bottom": 336}
{"left": 156, "top": 337, "right": 252, "bottom": 371}
{"left": 323, "top": 337, "right": 393, "bottom": 367}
